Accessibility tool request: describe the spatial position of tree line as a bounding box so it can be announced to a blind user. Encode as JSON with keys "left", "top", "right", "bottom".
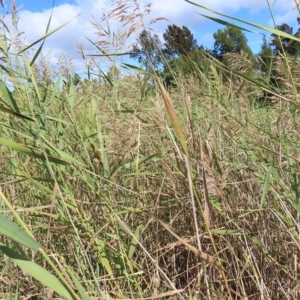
{"left": 129, "top": 20, "right": 300, "bottom": 85}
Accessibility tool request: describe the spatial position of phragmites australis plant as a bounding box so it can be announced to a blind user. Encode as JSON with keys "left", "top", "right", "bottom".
{"left": 0, "top": 0, "right": 299, "bottom": 299}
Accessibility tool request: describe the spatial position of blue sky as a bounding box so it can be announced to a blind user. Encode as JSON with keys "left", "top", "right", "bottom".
{"left": 5, "top": 0, "right": 300, "bottom": 73}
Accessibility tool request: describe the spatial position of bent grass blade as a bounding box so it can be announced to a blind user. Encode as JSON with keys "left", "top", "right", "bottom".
{"left": 0, "top": 137, "right": 69, "bottom": 165}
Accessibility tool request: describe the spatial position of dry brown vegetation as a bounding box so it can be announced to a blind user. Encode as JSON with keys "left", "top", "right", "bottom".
{"left": 0, "top": 0, "right": 300, "bottom": 299}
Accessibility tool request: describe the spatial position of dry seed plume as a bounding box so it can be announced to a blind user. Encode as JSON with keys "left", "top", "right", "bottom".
{"left": 93, "top": 0, "right": 167, "bottom": 54}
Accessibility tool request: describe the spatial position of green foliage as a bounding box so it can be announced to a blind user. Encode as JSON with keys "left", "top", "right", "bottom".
{"left": 2, "top": 0, "right": 300, "bottom": 298}
{"left": 162, "top": 47, "right": 211, "bottom": 86}
{"left": 212, "top": 25, "right": 254, "bottom": 61}
{"left": 73, "top": 73, "right": 81, "bottom": 86}
{"left": 63, "top": 72, "right": 82, "bottom": 90}
{"left": 163, "top": 24, "right": 198, "bottom": 58}
{"left": 130, "top": 29, "right": 163, "bottom": 71}
{"left": 107, "top": 65, "right": 121, "bottom": 80}
{"left": 270, "top": 23, "right": 300, "bottom": 55}
{"left": 257, "top": 35, "right": 274, "bottom": 74}
{"left": 161, "top": 24, "right": 211, "bottom": 86}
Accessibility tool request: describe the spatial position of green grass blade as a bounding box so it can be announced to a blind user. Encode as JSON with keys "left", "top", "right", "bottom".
{"left": 95, "top": 238, "right": 113, "bottom": 277}
{"left": 0, "top": 244, "right": 74, "bottom": 300}
{"left": 186, "top": 0, "right": 300, "bottom": 41}
{"left": 0, "top": 80, "right": 20, "bottom": 113}
{"left": 30, "top": 40, "right": 45, "bottom": 66}
{"left": 85, "top": 36, "right": 130, "bottom": 58}
{"left": 22, "top": 54, "right": 42, "bottom": 102}
{"left": 87, "top": 51, "right": 131, "bottom": 57}
{"left": 65, "top": 265, "right": 92, "bottom": 300}
{"left": 210, "top": 229, "right": 240, "bottom": 235}
{"left": 68, "top": 76, "right": 75, "bottom": 109}
{"left": 208, "top": 54, "right": 298, "bottom": 104}
{"left": 121, "top": 154, "right": 157, "bottom": 169}
{"left": 30, "top": 0, "right": 54, "bottom": 65}
{"left": 0, "top": 105, "right": 34, "bottom": 121}
{"left": 39, "top": 135, "right": 86, "bottom": 167}
{"left": 260, "top": 166, "right": 272, "bottom": 209}
{"left": 0, "top": 137, "right": 69, "bottom": 165}
{"left": 0, "top": 215, "right": 40, "bottom": 250}
{"left": 128, "top": 223, "right": 143, "bottom": 260}
{"left": 18, "top": 14, "right": 80, "bottom": 55}
{"left": 121, "top": 63, "right": 153, "bottom": 76}
{"left": 199, "top": 14, "right": 255, "bottom": 33}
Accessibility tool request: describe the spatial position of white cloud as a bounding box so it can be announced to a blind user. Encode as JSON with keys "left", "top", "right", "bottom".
{"left": 18, "top": 4, "right": 91, "bottom": 52}
{"left": 10, "top": 0, "right": 299, "bottom": 74}
{"left": 272, "top": 10, "right": 299, "bottom": 29}
{"left": 15, "top": 3, "right": 101, "bottom": 73}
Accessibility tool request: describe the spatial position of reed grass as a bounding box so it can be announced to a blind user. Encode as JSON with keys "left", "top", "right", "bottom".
{"left": 0, "top": 0, "right": 300, "bottom": 299}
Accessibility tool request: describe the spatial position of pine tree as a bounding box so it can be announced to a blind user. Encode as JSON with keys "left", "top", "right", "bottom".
{"left": 273, "top": 23, "right": 300, "bottom": 56}
{"left": 212, "top": 26, "right": 254, "bottom": 62}
{"left": 163, "top": 24, "right": 197, "bottom": 58}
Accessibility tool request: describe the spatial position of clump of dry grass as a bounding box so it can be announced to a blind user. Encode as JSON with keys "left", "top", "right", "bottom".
{"left": 272, "top": 55, "right": 300, "bottom": 97}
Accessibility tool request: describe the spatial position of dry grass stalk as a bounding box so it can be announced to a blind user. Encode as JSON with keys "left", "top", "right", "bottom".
{"left": 92, "top": 0, "right": 166, "bottom": 55}
{"left": 155, "top": 74, "right": 188, "bottom": 156}
{"left": 156, "top": 219, "right": 225, "bottom": 272}
{"left": 272, "top": 56, "right": 300, "bottom": 97}
{"left": 2, "top": 0, "right": 300, "bottom": 298}
{"left": 223, "top": 50, "right": 255, "bottom": 102}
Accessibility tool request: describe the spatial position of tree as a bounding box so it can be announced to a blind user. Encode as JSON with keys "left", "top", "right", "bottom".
{"left": 289, "top": 29, "right": 300, "bottom": 55}
{"left": 63, "top": 73, "right": 81, "bottom": 90}
{"left": 257, "top": 35, "right": 274, "bottom": 74}
{"left": 73, "top": 73, "right": 81, "bottom": 86}
{"left": 271, "top": 23, "right": 293, "bottom": 55}
{"left": 130, "top": 30, "right": 163, "bottom": 71}
{"left": 162, "top": 47, "right": 211, "bottom": 87}
{"left": 270, "top": 23, "right": 300, "bottom": 55}
{"left": 212, "top": 26, "right": 254, "bottom": 62}
{"left": 163, "top": 24, "right": 198, "bottom": 58}
{"left": 107, "top": 65, "right": 121, "bottom": 80}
